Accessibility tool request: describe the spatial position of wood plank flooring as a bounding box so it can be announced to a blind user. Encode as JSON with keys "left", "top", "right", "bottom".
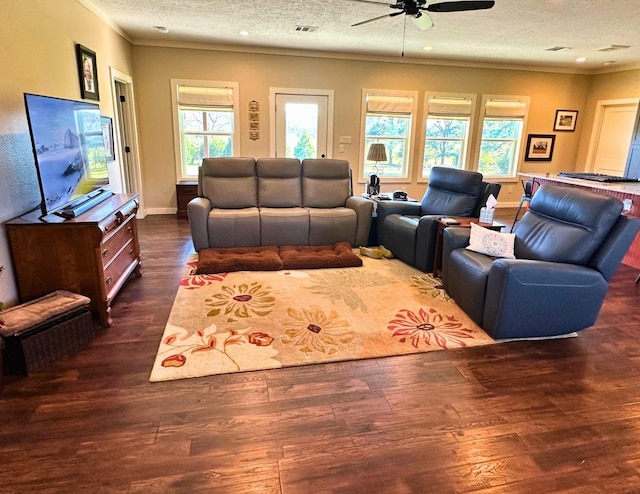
{"left": 2, "top": 211, "right": 640, "bottom": 493}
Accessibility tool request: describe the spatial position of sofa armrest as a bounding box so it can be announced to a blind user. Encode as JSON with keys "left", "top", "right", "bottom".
{"left": 346, "top": 196, "right": 374, "bottom": 246}
{"left": 484, "top": 259, "right": 608, "bottom": 339}
{"left": 187, "top": 197, "right": 212, "bottom": 251}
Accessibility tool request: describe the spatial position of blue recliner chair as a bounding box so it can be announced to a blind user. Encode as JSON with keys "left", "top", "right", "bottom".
{"left": 376, "top": 167, "right": 501, "bottom": 272}
{"left": 442, "top": 184, "right": 640, "bottom": 339}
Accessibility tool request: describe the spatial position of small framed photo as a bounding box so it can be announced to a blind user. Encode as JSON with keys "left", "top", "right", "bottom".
{"left": 101, "top": 116, "right": 115, "bottom": 161}
{"left": 76, "top": 44, "right": 99, "bottom": 101}
{"left": 525, "top": 134, "right": 556, "bottom": 161}
{"left": 249, "top": 121, "right": 260, "bottom": 131}
{"left": 249, "top": 130, "right": 260, "bottom": 141}
{"left": 554, "top": 109, "right": 578, "bottom": 131}
{"left": 249, "top": 111, "right": 260, "bottom": 121}
{"left": 249, "top": 100, "right": 259, "bottom": 111}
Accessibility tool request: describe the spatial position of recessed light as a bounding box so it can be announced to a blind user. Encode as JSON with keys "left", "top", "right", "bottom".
{"left": 575, "top": 57, "right": 587, "bottom": 63}
{"left": 239, "top": 30, "right": 250, "bottom": 36}
{"left": 603, "top": 61, "right": 616, "bottom": 66}
{"left": 153, "top": 26, "right": 169, "bottom": 33}
{"left": 423, "top": 46, "right": 434, "bottom": 51}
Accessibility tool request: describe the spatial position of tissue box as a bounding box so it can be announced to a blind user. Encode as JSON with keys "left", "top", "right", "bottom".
{"left": 479, "top": 207, "right": 494, "bottom": 223}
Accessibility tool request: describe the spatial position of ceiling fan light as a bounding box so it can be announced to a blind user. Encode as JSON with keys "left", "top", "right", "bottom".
{"left": 412, "top": 13, "right": 433, "bottom": 30}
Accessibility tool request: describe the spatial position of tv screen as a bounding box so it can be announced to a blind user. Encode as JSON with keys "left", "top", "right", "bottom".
{"left": 24, "top": 93, "right": 110, "bottom": 217}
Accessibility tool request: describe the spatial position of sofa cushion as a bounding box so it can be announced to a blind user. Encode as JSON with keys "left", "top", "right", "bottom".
{"left": 260, "top": 207, "right": 309, "bottom": 246}
{"left": 207, "top": 208, "right": 260, "bottom": 247}
{"left": 257, "top": 158, "right": 302, "bottom": 207}
{"left": 514, "top": 184, "right": 623, "bottom": 264}
{"left": 308, "top": 208, "right": 357, "bottom": 245}
{"left": 201, "top": 157, "right": 257, "bottom": 209}
{"left": 301, "top": 159, "right": 351, "bottom": 208}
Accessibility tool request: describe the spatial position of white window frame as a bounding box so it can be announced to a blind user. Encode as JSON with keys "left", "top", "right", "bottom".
{"left": 359, "top": 88, "right": 419, "bottom": 184}
{"left": 170, "top": 79, "right": 240, "bottom": 181}
{"left": 473, "top": 95, "right": 530, "bottom": 180}
{"left": 419, "top": 92, "right": 477, "bottom": 182}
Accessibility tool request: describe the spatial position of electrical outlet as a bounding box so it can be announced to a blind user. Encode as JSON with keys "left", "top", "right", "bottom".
{"left": 508, "top": 185, "right": 514, "bottom": 194}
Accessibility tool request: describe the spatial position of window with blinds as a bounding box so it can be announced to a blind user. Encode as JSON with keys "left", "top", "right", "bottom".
{"left": 477, "top": 96, "right": 529, "bottom": 178}
{"left": 422, "top": 93, "right": 475, "bottom": 179}
{"left": 171, "top": 81, "right": 239, "bottom": 180}
{"left": 361, "top": 90, "right": 418, "bottom": 181}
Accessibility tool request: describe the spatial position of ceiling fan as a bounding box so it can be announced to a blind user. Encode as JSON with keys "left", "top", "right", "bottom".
{"left": 351, "top": 0, "right": 496, "bottom": 31}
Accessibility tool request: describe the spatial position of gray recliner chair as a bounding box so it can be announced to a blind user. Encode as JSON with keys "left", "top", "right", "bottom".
{"left": 376, "top": 166, "right": 501, "bottom": 272}
{"left": 442, "top": 184, "right": 640, "bottom": 339}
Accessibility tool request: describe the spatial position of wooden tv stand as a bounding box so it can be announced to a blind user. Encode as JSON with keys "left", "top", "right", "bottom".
{"left": 6, "top": 193, "right": 141, "bottom": 328}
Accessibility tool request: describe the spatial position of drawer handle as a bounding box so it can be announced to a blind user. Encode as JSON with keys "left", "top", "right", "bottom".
{"left": 127, "top": 226, "right": 133, "bottom": 233}
{"left": 105, "top": 277, "right": 113, "bottom": 285}
{"left": 129, "top": 249, "right": 135, "bottom": 255}
{"left": 116, "top": 211, "right": 124, "bottom": 224}
{"left": 102, "top": 249, "right": 109, "bottom": 258}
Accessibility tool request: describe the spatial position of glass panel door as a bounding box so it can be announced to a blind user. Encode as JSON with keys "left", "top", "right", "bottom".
{"left": 275, "top": 94, "right": 328, "bottom": 159}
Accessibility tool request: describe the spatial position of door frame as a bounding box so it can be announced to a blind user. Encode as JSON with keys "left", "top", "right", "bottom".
{"left": 269, "top": 87, "right": 334, "bottom": 158}
{"left": 585, "top": 97, "right": 639, "bottom": 172}
{"left": 109, "top": 67, "right": 145, "bottom": 217}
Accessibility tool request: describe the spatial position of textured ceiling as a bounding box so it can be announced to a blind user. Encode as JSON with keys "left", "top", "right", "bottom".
{"left": 83, "top": 0, "right": 640, "bottom": 71}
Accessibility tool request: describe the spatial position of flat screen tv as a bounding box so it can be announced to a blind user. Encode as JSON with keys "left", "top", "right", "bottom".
{"left": 24, "top": 93, "right": 111, "bottom": 218}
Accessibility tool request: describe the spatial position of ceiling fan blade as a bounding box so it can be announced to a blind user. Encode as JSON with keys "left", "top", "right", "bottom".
{"left": 411, "top": 12, "right": 434, "bottom": 30}
{"left": 351, "top": 12, "right": 393, "bottom": 27}
{"left": 426, "top": 1, "right": 495, "bottom": 13}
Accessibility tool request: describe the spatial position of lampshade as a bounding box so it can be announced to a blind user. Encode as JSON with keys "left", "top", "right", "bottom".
{"left": 367, "top": 143, "right": 387, "bottom": 162}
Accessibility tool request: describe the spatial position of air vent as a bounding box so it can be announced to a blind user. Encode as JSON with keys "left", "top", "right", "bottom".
{"left": 295, "top": 25, "right": 318, "bottom": 33}
{"left": 598, "top": 45, "right": 630, "bottom": 52}
{"left": 546, "top": 46, "right": 572, "bottom": 52}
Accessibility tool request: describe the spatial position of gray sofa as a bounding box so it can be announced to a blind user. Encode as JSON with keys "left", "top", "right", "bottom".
{"left": 188, "top": 157, "right": 374, "bottom": 251}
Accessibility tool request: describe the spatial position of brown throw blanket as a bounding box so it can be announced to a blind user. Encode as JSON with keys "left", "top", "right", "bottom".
{"left": 195, "top": 242, "right": 362, "bottom": 274}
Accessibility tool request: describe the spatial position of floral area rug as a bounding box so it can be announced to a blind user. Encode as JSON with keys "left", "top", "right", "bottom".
{"left": 149, "top": 253, "right": 496, "bottom": 382}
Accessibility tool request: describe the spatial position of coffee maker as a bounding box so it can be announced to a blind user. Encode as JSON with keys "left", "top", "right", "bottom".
{"left": 366, "top": 174, "right": 380, "bottom": 196}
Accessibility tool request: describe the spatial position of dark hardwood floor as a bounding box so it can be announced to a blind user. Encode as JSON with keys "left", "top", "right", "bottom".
{"left": 2, "top": 211, "right": 640, "bottom": 493}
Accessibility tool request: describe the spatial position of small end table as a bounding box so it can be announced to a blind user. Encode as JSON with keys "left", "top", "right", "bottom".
{"left": 433, "top": 217, "right": 505, "bottom": 278}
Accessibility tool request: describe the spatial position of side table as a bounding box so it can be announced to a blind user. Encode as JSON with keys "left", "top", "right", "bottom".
{"left": 176, "top": 181, "right": 198, "bottom": 219}
{"left": 432, "top": 217, "right": 504, "bottom": 278}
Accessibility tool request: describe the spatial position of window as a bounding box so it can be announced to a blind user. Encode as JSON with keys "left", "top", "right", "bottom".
{"left": 477, "top": 96, "right": 529, "bottom": 178}
{"left": 171, "top": 80, "right": 240, "bottom": 180}
{"left": 422, "top": 94, "right": 475, "bottom": 179}
{"left": 361, "top": 90, "right": 418, "bottom": 181}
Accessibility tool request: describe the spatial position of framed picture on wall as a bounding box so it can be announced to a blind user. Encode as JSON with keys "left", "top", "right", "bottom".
{"left": 554, "top": 109, "right": 578, "bottom": 131}
{"left": 76, "top": 43, "right": 99, "bottom": 101}
{"left": 525, "top": 134, "right": 556, "bottom": 161}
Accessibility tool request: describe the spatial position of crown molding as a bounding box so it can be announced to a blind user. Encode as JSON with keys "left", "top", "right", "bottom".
{"left": 130, "top": 38, "right": 610, "bottom": 75}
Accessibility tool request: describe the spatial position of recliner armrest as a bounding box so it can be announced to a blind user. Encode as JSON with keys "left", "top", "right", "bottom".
{"left": 483, "top": 259, "right": 608, "bottom": 339}
{"left": 376, "top": 200, "right": 422, "bottom": 222}
{"left": 187, "top": 197, "right": 212, "bottom": 251}
{"left": 441, "top": 227, "right": 471, "bottom": 280}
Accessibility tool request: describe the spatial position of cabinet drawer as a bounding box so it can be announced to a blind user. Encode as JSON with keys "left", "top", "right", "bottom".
{"left": 100, "top": 199, "right": 139, "bottom": 236}
{"left": 100, "top": 218, "right": 135, "bottom": 267}
{"left": 103, "top": 238, "right": 137, "bottom": 296}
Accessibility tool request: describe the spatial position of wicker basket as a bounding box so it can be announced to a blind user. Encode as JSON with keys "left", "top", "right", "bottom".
{"left": 2, "top": 308, "right": 94, "bottom": 375}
